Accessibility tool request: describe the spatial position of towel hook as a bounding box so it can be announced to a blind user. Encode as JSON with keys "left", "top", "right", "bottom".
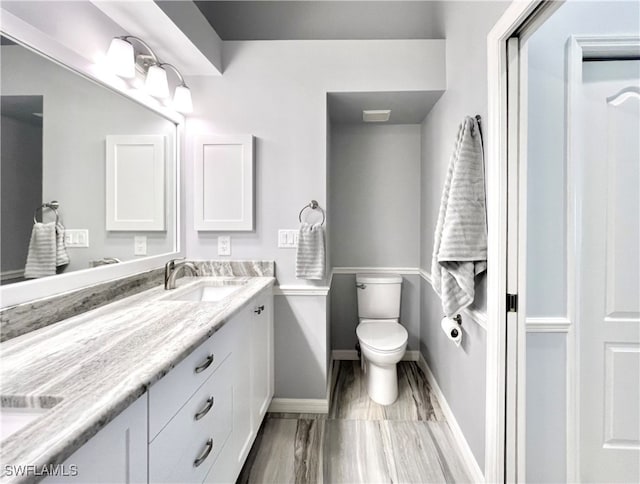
{"left": 298, "top": 200, "right": 326, "bottom": 225}
{"left": 445, "top": 314, "right": 462, "bottom": 325}
{"left": 34, "top": 201, "right": 60, "bottom": 224}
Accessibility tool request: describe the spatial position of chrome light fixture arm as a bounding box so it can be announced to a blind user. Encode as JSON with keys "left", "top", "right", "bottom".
{"left": 117, "top": 35, "right": 160, "bottom": 66}
{"left": 160, "top": 62, "right": 189, "bottom": 88}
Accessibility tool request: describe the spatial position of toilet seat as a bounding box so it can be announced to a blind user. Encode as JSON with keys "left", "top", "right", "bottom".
{"left": 356, "top": 320, "right": 408, "bottom": 353}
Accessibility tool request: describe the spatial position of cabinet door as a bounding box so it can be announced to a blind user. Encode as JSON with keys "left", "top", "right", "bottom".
{"left": 232, "top": 306, "right": 253, "bottom": 466}
{"left": 193, "top": 135, "right": 254, "bottom": 231}
{"left": 251, "top": 293, "right": 274, "bottom": 433}
{"left": 44, "top": 395, "right": 147, "bottom": 484}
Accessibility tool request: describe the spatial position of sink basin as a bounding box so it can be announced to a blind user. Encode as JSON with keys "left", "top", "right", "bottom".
{"left": 0, "top": 407, "right": 49, "bottom": 440}
{"left": 0, "top": 397, "right": 61, "bottom": 441}
{"left": 163, "top": 284, "right": 244, "bottom": 303}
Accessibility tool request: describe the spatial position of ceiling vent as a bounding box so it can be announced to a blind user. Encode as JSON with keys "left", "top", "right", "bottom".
{"left": 362, "top": 109, "right": 391, "bottom": 122}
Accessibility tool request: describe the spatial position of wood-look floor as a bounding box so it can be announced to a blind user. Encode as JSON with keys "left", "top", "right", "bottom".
{"left": 237, "top": 361, "right": 473, "bottom": 484}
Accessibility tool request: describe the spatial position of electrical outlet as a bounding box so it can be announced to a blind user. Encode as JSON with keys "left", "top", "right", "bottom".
{"left": 65, "top": 229, "right": 89, "bottom": 248}
{"left": 218, "top": 236, "right": 231, "bottom": 256}
{"left": 134, "top": 236, "right": 147, "bottom": 256}
{"left": 278, "top": 230, "right": 299, "bottom": 248}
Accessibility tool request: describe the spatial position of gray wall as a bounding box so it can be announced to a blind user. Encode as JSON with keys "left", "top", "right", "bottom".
{"left": 524, "top": 1, "right": 640, "bottom": 481}
{"left": 0, "top": 114, "right": 42, "bottom": 274}
{"left": 184, "top": 39, "right": 445, "bottom": 401}
{"left": 329, "top": 124, "right": 421, "bottom": 268}
{"left": 184, "top": 40, "right": 444, "bottom": 285}
{"left": 419, "top": 1, "right": 511, "bottom": 471}
{"left": 274, "top": 294, "right": 329, "bottom": 399}
{"left": 526, "top": 333, "right": 566, "bottom": 483}
{"left": 1, "top": 44, "right": 176, "bottom": 273}
{"left": 328, "top": 124, "right": 421, "bottom": 352}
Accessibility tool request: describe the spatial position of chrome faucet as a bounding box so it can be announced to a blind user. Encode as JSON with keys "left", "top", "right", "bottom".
{"left": 164, "top": 259, "right": 199, "bottom": 290}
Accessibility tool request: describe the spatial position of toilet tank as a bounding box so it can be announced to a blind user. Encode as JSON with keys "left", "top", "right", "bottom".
{"left": 356, "top": 273, "right": 402, "bottom": 319}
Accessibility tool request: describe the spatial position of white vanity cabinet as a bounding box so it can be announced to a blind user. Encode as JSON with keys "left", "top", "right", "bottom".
{"left": 44, "top": 396, "right": 147, "bottom": 484}
{"left": 150, "top": 289, "right": 274, "bottom": 484}
{"left": 43, "top": 288, "right": 273, "bottom": 484}
{"left": 203, "top": 292, "right": 274, "bottom": 484}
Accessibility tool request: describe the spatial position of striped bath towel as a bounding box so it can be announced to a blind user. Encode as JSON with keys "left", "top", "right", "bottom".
{"left": 431, "top": 116, "right": 487, "bottom": 317}
{"left": 295, "top": 223, "right": 325, "bottom": 280}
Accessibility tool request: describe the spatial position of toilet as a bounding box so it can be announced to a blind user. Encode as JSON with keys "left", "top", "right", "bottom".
{"left": 355, "top": 273, "right": 408, "bottom": 405}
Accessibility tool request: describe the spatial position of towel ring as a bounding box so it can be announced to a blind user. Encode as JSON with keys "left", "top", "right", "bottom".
{"left": 34, "top": 201, "right": 60, "bottom": 224}
{"left": 298, "top": 200, "right": 325, "bottom": 225}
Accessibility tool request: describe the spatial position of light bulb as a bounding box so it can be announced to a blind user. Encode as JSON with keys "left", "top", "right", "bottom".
{"left": 145, "top": 65, "right": 169, "bottom": 98}
{"left": 173, "top": 85, "right": 193, "bottom": 113}
{"left": 106, "top": 37, "right": 135, "bottom": 78}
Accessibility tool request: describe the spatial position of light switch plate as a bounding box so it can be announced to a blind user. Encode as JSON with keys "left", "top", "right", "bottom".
{"left": 65, "top": 229, "right": 89, "bottom": 248}
{"left": 278, "top": 229, "right": 299, "bottom": 248}
{"left": 218, "top": 236, "right": 231, "bottom": 256}
{"left": 134, "top": 236, "right": 147, "bottom": 256}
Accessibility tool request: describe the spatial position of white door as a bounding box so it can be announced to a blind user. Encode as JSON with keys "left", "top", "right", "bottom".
{"left": 577, "top": 59, "right": 640, "bottom": 483}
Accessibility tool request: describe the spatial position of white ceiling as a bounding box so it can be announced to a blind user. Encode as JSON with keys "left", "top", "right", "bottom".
{"left": 193, "top": 1, "right": 443, "bottom": 40}
{"left": 328, "top": 90, "right": 444, "bottom": 124}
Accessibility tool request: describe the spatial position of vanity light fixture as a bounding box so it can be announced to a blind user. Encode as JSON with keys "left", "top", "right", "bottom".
{"left": 106, "top": 36, "right": 193, "bottom": 114}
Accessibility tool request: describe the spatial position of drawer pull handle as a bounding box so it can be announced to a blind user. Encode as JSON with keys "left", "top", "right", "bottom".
{"left": 195, "top": 354, "right": 214, "bottom": 374}
{"left": 194, "top": 397, "right": 215, "bottom": 421}
{"left": 193, "top": 438, "right": 214, "bottom": 467}
{"left": 254, "top": 305, "right": 265, "bottom": 315}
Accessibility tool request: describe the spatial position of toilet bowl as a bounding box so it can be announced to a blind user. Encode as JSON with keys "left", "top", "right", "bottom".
{"left": 356, "top": 319, "right": 408, "bottom": 405}
{"left": 355, "top": 273, "right": 408, "bottom": 405}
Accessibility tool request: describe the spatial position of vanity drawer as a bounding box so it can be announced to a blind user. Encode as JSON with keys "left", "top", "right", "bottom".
{"left": 149, "top": 354, "right": 233, "bottom": 484}
{"left": 149, "top": 319, "right": 234, "bottom": 439}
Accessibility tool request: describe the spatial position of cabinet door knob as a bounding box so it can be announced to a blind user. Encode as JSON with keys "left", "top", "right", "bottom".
{"left": 193, "top": 438, "right": 214, "bottom": 467}
{"left": 194, "top": 354, "right": 214, "bottom": 374}
{"left": 254, "top": 305, "right": 265, "bottom": 314}
{"left": 194, "top": 396, "right": 215, "bottom": 421}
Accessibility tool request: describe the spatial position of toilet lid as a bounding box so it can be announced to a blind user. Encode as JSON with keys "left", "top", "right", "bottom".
{"left": 357, "top": 320, "right": 408, "bottom": 352}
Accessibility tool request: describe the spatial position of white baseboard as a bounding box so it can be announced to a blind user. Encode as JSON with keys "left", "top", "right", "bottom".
{"left": 267, "top": 398, "right": 329, "bottom": 414}
{"left": 417, "top": 353, "right": 485, "bottom": 483}
{"left": 331, "top": 350, "right": 420, "bottom": 361}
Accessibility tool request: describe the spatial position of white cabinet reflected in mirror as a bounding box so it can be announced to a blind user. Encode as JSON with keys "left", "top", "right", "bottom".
{"left": 0, "top": 34, "right": 177, "bottom": 285}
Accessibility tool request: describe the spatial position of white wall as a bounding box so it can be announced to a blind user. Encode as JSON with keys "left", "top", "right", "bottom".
{"left": 419, "top": 1, "right": 511, "bottom": 471}
{"left": 184, "top": 39, "right": 445, "bottom": 400}
{"left": 524, "top": 1, "right": 640, "bottom": 482}
{"left": 1, "top": 45, "right": 176, "bottom": 272}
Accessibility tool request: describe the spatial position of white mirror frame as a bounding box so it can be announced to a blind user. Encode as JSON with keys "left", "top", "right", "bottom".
{"left": 0, "top": 9, "right": 184, "bottom": 307}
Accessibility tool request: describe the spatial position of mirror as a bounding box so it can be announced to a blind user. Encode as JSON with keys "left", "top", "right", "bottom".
{"left": 0, "top": 34, "right": 177, "bottom": 285}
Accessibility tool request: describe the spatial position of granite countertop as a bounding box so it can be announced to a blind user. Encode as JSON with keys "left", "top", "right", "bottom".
{"left": 0, "top": 275, "right": 275, "bottom": 483}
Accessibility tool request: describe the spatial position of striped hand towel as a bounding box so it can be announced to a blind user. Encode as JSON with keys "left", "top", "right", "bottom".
{"left": 431, "top": 116, "right": 487, "bottom": 317}
{"left": 296, "top": 223, "right": 326, "bottom": 280}
{"left": 24, "top": 222, "right": 57, "bottom": 278}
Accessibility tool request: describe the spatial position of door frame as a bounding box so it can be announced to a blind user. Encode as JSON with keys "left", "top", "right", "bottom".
{"left": 485, "top": 1, "right": 564, "bottom": 482}
{"left": 566, "top": 34, "right": 640, "bottom": 483}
